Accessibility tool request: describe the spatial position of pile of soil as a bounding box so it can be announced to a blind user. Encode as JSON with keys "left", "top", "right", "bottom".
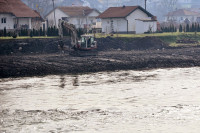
{"left": 0, "top": 38, "right": 70, "bottom": 55}
{"left": 135, "top": 36, "right": 168, "bottom": 50}
{"left": 0, "top": 36, "right": 168, "bottom": 55}
{"left": 97, "top": 36, "right": 168, "bottom": 51}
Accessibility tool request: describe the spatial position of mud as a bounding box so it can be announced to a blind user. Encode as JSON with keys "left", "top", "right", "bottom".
{"left": 0, "top": 37, "right": 200, "bottom": 78}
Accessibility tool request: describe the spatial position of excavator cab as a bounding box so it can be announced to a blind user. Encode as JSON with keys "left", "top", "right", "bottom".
{"left": 78, "top": 35, "right": 97, "bottom": 50}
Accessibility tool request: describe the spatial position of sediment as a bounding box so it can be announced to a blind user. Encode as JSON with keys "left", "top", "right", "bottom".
{"left": 0, "top": 37, "right": 200, "bottom": 78}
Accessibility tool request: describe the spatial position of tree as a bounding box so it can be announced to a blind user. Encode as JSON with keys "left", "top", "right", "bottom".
{"left": 197, "top": 24, "right": 200, "bottom": 32}
{"left": 191, "top": 23, "right": 195, "bottom": 32}
{"left": 186, "top": 24, "right": 190, "bottom": 32}
{"left": 179, "top": 24, "right": 182, "bottom": 32}
{"left": 3, "top": 27, "right": 7, "bottom": 37}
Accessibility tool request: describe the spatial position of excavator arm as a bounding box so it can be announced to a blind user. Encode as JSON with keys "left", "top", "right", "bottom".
{"left": 58, "top": 19, "right": 78, "bottom": 47}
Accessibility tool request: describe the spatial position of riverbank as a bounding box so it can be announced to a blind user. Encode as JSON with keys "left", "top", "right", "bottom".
{"left": 1, "top": 35, "right": 200, "bottom": 78}
{"left": 1, "top": 46, "right": 200, "bottom": 78}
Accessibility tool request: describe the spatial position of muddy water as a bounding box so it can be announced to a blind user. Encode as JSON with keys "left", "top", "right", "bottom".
{"left": 0, "top": 67, "right": 200, "bottom": 133}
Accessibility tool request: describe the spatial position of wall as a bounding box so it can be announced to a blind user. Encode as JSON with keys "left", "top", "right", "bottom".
{"left": 126, "top": 9, "right": 152, "bottom": 32}
{"left": 101, "top": 18, "right": 127, "bottom": 33}
{"left": 101, "top": 8, "right": 156, "bottom": 34}
{"left": 135, "top": 20, "right": 157, "bottom": 34}
{"left": 31, "top": 18, "right": 43, "bottom": 30}
{"left": 165, "top": 15, "right": 198, "bottom": 23}
{"left": 17, "top": 18, "right": 31, "bottom": 29}
{"left": 46, "top": 8, "right": 69, "bottom": 28}
{"left": 46, "top": 9, "right": 100, "bottom": 29}
{"left": 0, "top": 14, "right": 15, "bottom": 30}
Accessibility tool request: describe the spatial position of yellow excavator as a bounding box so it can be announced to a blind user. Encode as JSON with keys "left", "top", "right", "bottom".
{"left": 58, "top": 19, "right": 97, "bottom": 56}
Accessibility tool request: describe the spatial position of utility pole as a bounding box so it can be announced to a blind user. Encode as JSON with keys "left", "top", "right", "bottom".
{"left": 145, "top": 0, "right": 147, "bottom": 10}
{"left": 52, "top": 0, "right": 56, "bottom": 27}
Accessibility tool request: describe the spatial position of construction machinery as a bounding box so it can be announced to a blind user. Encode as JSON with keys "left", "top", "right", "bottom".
{"left": 58, "top": 19, "right": 97, "bottom": 56}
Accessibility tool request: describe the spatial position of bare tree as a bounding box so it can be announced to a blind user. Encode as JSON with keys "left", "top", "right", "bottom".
{"left": 161, "top": 0, "right": 178, "bottom": 12}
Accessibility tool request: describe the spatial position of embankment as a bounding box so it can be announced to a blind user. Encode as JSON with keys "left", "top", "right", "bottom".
{"left": 0, "top": 37, "right": 200, "bottom": 78}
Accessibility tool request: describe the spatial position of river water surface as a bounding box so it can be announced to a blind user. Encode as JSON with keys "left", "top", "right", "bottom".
{"left": 1, "top": 67, "right": 200, "bottom": 133}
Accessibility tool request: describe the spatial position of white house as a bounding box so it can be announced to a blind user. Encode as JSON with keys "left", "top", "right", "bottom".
{"left": 0, "top": 0, "right": 43, "bottom": 30}
{"left": 165, "top": 9, "right": 200, "bottom": 23}
{"left": 45, "top": 6, "right": 101, "bottom": 29}
{"left": 97, "top": 6, "right": 157, "bottom": 34}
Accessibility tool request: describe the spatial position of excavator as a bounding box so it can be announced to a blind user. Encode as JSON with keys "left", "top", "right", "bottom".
{"left": 58, "top": 19, "right": 98, "bottom": 56}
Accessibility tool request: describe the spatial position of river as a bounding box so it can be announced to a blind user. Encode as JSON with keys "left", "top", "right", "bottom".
{"left": 0, "top": 67, "right": 200, "bottom": 133}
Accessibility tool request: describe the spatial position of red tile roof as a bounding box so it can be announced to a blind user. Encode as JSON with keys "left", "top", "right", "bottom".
{"left": 0, "top": 0, "right": 41, "bottom": 18}
{"left": 166, "top": 9, "right": 200, "bottom": 16}
{"left": 98, "top": 6, "right": 153, "bottom": 18}
{"left": 58, "top": 6, "right": 99, "bottom": 17}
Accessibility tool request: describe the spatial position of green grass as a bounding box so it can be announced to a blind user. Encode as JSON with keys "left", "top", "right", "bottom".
{"left": 2, "top": 32, "right": 200, "bottom": 47}
{"left": 0, "top": 36, "right": 59, "bottom": 40}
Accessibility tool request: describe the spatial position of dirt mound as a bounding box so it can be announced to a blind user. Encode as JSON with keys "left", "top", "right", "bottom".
{"left": 0, "top": 38, "right": 70, "bottom": 55}
{"left": 97, "top": 36, "right": 168, "bottom": 51}
{"left": 135, "top": 36, "right": 168, "bottom": 50}
{"left": 97, "top": 37, "right": 127, "bottom": 51}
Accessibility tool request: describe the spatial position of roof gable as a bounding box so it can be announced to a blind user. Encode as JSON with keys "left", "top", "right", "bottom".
{"left": 0, "top": 0, "right": 41, "bottom": 18}
{"left": 58, "top": 6, "right": 98, "bottom": 17}
{"left": 98, "top": 6, "right": 153, "bottom": 19}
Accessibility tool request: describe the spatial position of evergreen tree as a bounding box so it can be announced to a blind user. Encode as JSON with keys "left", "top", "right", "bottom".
{"left": 191, "top": 23, "right": 195, "bottom": 32}
{"left": 25, "top": 29, "right": 28, "bottom": 36}
{"left": 40, "top": 27, "right": 43, "bottom": 36}
{"left": 198, "top": 24, "right": 200, "bottom": 32}
{"left": 174, "top": 27, "right": 177, "bottom": 32}
{"left": 4, "top": 27, "right": 7, "bottom": 37}
{"left": 186, "top": 24, "right": 190, "bottom": 32}
{"left": 30, "top": 31, "right": 33, "bottom": 37}
{"left": 33, "top": 28, "right": 36, "bottom": 36}
{"left": 179, "top": 24, "right": 182, "bottom": 32}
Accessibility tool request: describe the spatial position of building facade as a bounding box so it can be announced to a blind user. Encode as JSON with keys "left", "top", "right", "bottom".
{"left": 45, "top": 6, "right": 101, "bottom": 30}
{"left": 0, "top": 0, "right": 43, "bottom": 30}
{"left": 165, "top": 9, "right": 200, "bottom": 23}
{"left": 98, "top": 6, "right": 157, "bottom": 34}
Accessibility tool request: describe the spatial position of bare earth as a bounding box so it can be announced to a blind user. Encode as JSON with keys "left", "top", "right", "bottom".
{"left": 1, "top": 46, "right": 200, "bottom": 78}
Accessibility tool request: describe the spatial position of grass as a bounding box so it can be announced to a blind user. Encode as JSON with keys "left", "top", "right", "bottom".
{"left": 0, "top": 36, "right": 59, "bottom": 40}
{"left": 1, "top": 32, "right": 200, "bottom": 47}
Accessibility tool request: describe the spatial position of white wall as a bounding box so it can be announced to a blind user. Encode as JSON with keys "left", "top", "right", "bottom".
{"left": 165, "top": 15, "right": 198, "bottom": 23}
{"left": 101, "top": 18, "right": 127, "bottom": 33}
{"left": 46, "top": 9, "right": 100, "bottom": 29}
{"left": 46, "top": 8, "right": 69, "bottom": 28}
{"left": 101, "top": 8, "right": 157, "bottom": 34}
{"left": 126, "top": 9, "right": 152, "bottom": 32}
{"left": 0, "top": 14, "right": 15, "bottom": 30}
{"left": 0, "top": 13, "right": 41, "bottom": 30}
{"left": 136, "top": 20, "right": 157, "bottom": 34}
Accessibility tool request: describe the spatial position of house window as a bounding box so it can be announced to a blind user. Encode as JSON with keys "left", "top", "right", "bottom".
{"left": 1, "top": 18, "right": 6, "bottom": 23}
{"left": 62, "top": 17, "right": 68, "bottom": 22}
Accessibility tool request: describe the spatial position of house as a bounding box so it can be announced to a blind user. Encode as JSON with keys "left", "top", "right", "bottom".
{"left": 0, "top": 0, "right": 43, "bottom": 31}
{"left": 165, "top": 9, "right": 200, "bottom": 23}
{"left": 97, "top": 6, "right": 157, "bottom": 34}
{"left": 45, "top": 6, "right": 101, "bottom": 30}
{"left": 177, "top": 0, "right": 200, "bottom": 9}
